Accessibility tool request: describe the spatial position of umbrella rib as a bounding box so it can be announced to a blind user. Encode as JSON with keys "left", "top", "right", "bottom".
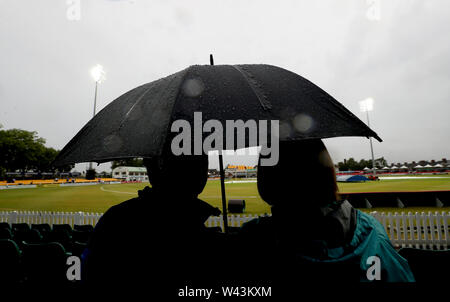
{"left": 303, "top": 78, "right": 383, "bottom": 142}
{"left": 118, "top": 84, "right": 155, "bottom": 130}
{"left": 231, "top": 65, "right": 272, "bottom": 111}
{"left": 158, "top": 67, "right": 193, "bottom": 155}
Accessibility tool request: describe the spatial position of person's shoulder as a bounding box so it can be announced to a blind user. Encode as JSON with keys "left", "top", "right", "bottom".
{"left": 352, "top": 210, "right": 394, "bottom": 249}
{"left": 106, "top": 197, "right": 142, "bottom": 214}
{"left": 356, "top": 210, "right": 387, "bottom": 234}
{"left": 97, "top": 197, "right": 145, "bottom": 228}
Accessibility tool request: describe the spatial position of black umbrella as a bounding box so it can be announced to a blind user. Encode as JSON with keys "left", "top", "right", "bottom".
{"left": 55, "top": 56, "right": 381, "bottom": 232}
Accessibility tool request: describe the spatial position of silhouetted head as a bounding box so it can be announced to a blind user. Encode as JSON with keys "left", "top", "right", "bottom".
{"left": 258, "top": 139, "right": 344, "bottom": 244}
{"left": 257, "top": 139, "right": 339, "bottom": 210}
{"left": 143, "top": 153, "right": 209, "bottom": 198}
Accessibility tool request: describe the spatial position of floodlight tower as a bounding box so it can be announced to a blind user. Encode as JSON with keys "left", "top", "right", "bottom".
{"left": 359, "top": 98, "right": 376, "bottom": 176}
{"left": 88, "top": 64, "right": 106, "bottom": 171}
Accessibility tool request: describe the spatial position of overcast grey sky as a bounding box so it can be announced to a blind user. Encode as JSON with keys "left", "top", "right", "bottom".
{"left": 1, "top": 0, "right": 449, "bottom": 171}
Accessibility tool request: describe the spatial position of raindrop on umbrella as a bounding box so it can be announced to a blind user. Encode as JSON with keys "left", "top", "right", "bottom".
{"left": 182, "top": 78, "right": 205, "bottom": 98}
{"left": 293, "top": 113, "right": 314, "bottom": 133}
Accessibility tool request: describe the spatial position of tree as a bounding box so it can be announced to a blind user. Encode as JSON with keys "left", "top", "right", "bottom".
{"left": 0, "top": 128, "right": 46, "bottom": 172}
{"left": 0, "top": 128, "right": 73, "bottom": 177}
{"left": 337, "top": 157, "right": 386, "bottom": 171}
{"left": 339, "top": 158, "right": 360, "bottom": 171}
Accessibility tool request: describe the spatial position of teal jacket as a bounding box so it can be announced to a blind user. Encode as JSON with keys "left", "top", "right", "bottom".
{"left": 295, "top": 210, "right": 415, "bottom": 282}
{"left": 241, "top": 208, "right": 415, "bottom": 282}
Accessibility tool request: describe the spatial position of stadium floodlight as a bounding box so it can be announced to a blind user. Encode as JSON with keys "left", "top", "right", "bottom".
{"left": 91, "top": 64, "right": 105, "bottom": 83}
{"left": 360, "top": 97, "right": 376, "bottom": 176}
{"left": 359, "top": 97, "right": 374, "bottom": 112}
{"left": 89, "top": 64, "right": 106, "bottom": 118}
{"left": 88, "top": 64, "right": 106, "bottom": 171}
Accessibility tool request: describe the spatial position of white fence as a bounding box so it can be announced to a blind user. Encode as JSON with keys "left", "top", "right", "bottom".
{"left": 0, "top": 211, "right": 102, "bottom": 227}
{"left": 1, "top": 210, "right": 449, "bottom": 250}
{"left": 371, "top": 211, "right": 450, "bottom": 250}
{"left": 205, "top": 214, "right": 267, "bottom": 228}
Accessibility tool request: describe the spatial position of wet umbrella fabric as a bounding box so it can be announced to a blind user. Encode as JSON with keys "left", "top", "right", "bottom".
{"left": 54, "top": 64, "right": 381, "bottom": 166}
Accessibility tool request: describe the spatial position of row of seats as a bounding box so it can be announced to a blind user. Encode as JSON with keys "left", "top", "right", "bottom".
{"left": 0, "top": 223, "right": 93, "bottom": 254}
{"left": 0, "top": 239, "right": 78, "bottom": 286}
{"left": 0, "top": 223, "right": 94, "bottom": 286}
{"left": 0, "top": 222, "right": 94, "bottom": 233}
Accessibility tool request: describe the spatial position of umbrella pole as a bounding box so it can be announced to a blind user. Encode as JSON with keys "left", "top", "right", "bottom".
{"left": 209, "top": 53, "right": 229, "bottom": 234}
{"left": 218, "top": 151, "right": 229, "bottom": 234}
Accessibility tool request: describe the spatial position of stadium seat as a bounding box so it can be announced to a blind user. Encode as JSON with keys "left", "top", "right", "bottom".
{"left": 31, "top": 223, "right": 51, "bottom": 234}
{"left": 0, "top": 222, "right": 11, "bottom": 230}
{"left": 47, "top": 229, "right": 72, "bottom": 251}
{"left": 398, "top": 248, "right": 450, "bottom": 282}
{"left": 12, "top": 223, "right": 30, "bottom": 232}
{"left": 72, "top": 230, "right": 92, "bottom": 244}
{"left": 13, "top": 229, "right": 43, "bottom": 248}
{"left": 22, "top": 242, "right": 70, "bottom": 285}
{"left": 0, "top": 239, "right": 23, "bottom": 284}
{"left": 0, "top": 228, "right": 13, "bottom": 240}
{"left": 73, "top": 224, "right": 94, "bottom": 232}
{"left": 52, "top": 224, "right": 73, "bottom": 234}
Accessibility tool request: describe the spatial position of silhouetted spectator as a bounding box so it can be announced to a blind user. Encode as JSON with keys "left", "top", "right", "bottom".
{"left": 239, "top": 139, "right": 414, "bottom": 283}
{"left": 82, "top": 152, "right": 222, "bottom": 292}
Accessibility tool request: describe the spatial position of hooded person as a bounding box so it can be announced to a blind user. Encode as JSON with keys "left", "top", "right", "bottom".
{"left": 82, "top": 152, "right": 222, "bottom": 291}
{"left": 239, "top": 139, "right": 414, "bottom": 283}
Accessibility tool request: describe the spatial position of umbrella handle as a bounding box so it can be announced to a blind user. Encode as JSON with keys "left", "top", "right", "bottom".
{"left": 218, "top": 151, "right": 229, "bottom": 234}
{"left": 210, "top": 53, "right": 229, "bottom": 234}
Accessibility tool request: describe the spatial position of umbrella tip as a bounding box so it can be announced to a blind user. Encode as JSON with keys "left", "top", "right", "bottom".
{"left": 209, "top": 54, "right": 214, "bottom": 66}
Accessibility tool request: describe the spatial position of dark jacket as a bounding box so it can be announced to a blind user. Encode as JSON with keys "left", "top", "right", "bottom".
{"left": 82, "top": 186, "right": 222, "bottom": 291}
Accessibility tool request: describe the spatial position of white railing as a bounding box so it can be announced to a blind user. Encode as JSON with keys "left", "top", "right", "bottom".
{"left": 1, "top": 210, "right": 449, "bottom": 250}
{"left": 0, "top": 211, "right": 102, "bottom": 227}
{"left": 205, "top": 214, "right": 269, "bottom": 228}
{"left": 371, "top": 211, "right": 450, "bottom": 250}
{"left": 0, "top": 211, "right": 263, "bottom": 229}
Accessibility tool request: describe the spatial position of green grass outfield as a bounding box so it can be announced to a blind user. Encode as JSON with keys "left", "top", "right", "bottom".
{"left": 1, "top": 175, "right": 450, "bottom": 214}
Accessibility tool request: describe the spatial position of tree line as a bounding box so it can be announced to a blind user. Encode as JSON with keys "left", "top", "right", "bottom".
{"left": 0, "top": 127, "right": 73, "bottom": 179}
{"left": 337, "top": 157, "right": 388, "bottom": 171}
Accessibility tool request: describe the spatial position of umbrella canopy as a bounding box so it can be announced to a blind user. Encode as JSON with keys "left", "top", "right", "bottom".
{"left": 414, "top": 165, "right": 423, "bottom": 168}
{"left": 434, "top": 164, "right": 443, "bottom": 168}
{"left": 424, "top": 164, "right": 433, "bottom": 168}
{"left": 54, "top": 64, "right": 381, "bottom": 166}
